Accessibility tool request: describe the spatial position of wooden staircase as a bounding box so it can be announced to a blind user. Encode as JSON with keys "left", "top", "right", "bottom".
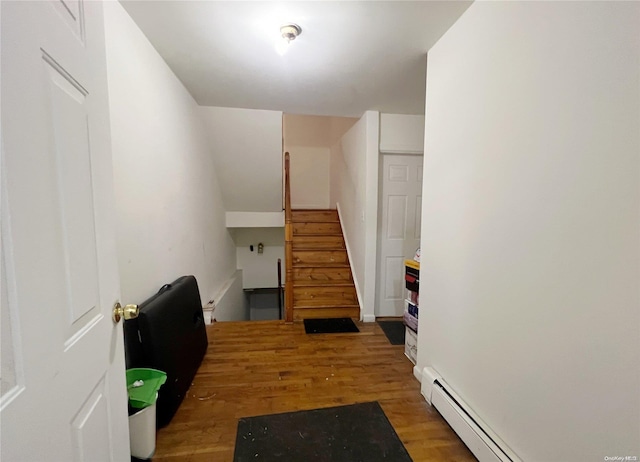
{"left": 289, "top": 209, "right": 359, "bottom": 320}
{"left": 283, "top": 152, "right": 359, "bottom": 322}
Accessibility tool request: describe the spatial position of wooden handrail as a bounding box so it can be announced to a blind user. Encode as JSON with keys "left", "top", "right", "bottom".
{"left": 284, "top": 152, "right": 292, "bottom": 223}
{"left": 277, "top": 258, "right": 283, "bottom": 320}
{"left": 284, "top": 152, "right": 294, "bottom": 323}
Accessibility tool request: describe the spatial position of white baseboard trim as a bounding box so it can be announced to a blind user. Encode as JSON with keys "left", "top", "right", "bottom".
{"left": 336, "top": 202, "right": 364, "bottom": 320}
{"left": 421, "top": 367, "right": 442, "bottom": 405}
{"left": 362, "top": 314, "right": 375, "bottom": 323}
{"left": 413, "top": 365, "right": 423, "bottom": 383}
{"left": 421, "top": 366, "right": 520, "bottom": 462}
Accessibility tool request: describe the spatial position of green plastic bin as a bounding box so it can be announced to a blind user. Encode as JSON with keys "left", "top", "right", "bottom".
{"left": 126, "top": 368, "right": 166, "bottom": 409}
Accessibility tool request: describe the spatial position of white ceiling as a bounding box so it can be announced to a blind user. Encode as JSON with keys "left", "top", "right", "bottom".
{"left": 120, "top": 1, "right": 472, "bottom": 117}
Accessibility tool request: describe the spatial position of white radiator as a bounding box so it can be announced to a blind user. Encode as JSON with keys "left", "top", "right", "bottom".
{"left": 421, "top": 367, "right": 521, "bottom": 462}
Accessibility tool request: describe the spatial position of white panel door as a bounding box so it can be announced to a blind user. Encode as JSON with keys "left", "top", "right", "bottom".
{"left": 1, "top": 2, "right": 130, "bottom": 460}
{"left": 376, "top": 155, "right": 423, "bottom": 317}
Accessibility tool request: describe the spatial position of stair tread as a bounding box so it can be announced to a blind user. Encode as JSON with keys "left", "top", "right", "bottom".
{"left": 292, "top": 281, "right": 352, "bottom": 287}
{"left": 294, "top": 304, "right": 360, "bottom": 309}
{"left": 292, "top": 263, "right": 351, "bottom": 268}
{"left": 292, "top": 217, "right": 339, "bottom": 223}
{"left": 293, "top": 307, "right": 360, "bottom": 320}
{"left": 292, "top": 221, "right": 340, "bottom": 225}
{"left": 292, "top": 209, "right": 338, "bottom": 216}
{"left": 293, "top": 247, "right": 345, "bottom": 251}
{"left": 291, "top": 210, "right": 340, "bottom": 223}
{"left": 293, "top": 280, "right": 355, "bottom": 286}
{"left": 292, "top": 234, "right": 344, "bottom": 238}
{"left": 293, "top": 250, "right": 347, "bottom": 254}
{"left": 293, "top": 221, "right": 340, "bottom": 225}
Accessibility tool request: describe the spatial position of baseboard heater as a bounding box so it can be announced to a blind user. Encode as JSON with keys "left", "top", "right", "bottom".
{"left": 421, "top": 367, "right": 521, "bottom": 462}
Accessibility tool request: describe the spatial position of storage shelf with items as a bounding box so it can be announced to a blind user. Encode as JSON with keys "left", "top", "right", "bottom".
{"left": 404, "top": 258, "right": 419, "bottom": 364}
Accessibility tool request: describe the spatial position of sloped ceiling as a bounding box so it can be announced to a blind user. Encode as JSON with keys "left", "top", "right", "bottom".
{"left": 120, "top": 1, "right": 473, "bottom": 117}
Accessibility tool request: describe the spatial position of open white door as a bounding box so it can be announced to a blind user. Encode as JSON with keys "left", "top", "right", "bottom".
{"left": 1, "top": 1, "right": 130, "bottom": 460}
{"left": 375, "top": 154, "right": 423, "bottom": 317}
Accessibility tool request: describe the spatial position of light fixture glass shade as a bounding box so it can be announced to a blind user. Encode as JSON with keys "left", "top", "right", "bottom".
{"left": 275, "top": 23, "right": 301, "bottom": 55}
{"left": 280, "top": 24, "right": 301, "bottom": 42}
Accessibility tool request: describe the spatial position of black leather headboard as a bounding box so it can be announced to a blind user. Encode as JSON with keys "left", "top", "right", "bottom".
{"left": 124, "top": 275, "right": 208, "bottom": 427}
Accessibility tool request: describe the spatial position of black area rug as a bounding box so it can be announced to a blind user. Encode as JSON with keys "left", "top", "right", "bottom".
{"left": 303, "top": 317, "right": 359, "bottom": 334}
{"left": 233, "top": 401, "right": 413, "bottom": 462}
{"left": 377, "top": 320, "right": 405, "bottom": 345}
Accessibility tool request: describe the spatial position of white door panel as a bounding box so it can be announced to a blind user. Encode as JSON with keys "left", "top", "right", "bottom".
{"left": 376, "top": 154, "right": 423, "bottom": 317}
{"left": 384, "top": 256, "right": 405, "bottom": 301}
{"left": 1, "top": 1, "right": 129, "bottom": 460}
{"left": 386, "top": 195, "right": 408, "bottom": 239}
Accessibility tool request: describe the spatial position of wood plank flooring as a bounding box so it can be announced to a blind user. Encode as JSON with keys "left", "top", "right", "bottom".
{"left": 153, "top": 320, "right": 476, "bottom": 462}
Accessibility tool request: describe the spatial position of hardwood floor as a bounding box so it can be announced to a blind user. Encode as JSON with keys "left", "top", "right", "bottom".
{"left": 153, "top": 320, "right": 476, "bottom": 461}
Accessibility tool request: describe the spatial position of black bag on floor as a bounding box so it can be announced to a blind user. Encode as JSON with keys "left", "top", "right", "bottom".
{"left": 124, "top": 275, "right": 208, "bottom": 427}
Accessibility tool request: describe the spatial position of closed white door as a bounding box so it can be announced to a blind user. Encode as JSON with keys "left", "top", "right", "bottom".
{"left": 1, "top": 1, "right": 130, "bottom": 460}
{"left": 375, "top": 155, "right": 423, "bottom": 317}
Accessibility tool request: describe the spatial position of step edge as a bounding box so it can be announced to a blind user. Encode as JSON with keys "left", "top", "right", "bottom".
{"left": 293, "top": 233, "right": 342, "bottom": 239}
{"left": 292, "top": 209, "right": 338, "bottom": 211}
{"left": 292, "top": 282, "right": 354, "bottom": 286}
{"left": 293, "top": 304, "right": 361, "bottom": 310}
{"left": 292, "top": 248, "right": 346, "bottom": 251}
{"left": 293, "top": 249, "right": 348, "bottom": 253}
{"left": 293, "top": 282, "right": 355, "bottom": 287}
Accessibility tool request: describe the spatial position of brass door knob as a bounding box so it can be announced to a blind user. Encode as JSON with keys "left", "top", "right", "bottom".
{"left": 112, "top": 302, "right": 139, "bottom": 323}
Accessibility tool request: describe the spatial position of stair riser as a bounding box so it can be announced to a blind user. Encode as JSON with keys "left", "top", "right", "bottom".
{"left": 293, "top": 222, "right": 342, "bottom": 235}
{"left": 293, "top": 250, "right": 348, "bottom": 266}
{"left": 293, "top": 306, "right": 360, "bottom": 320}
{"left": 292, "top": 210, "right": 339, "bottom": 223}
{"left": 292, "top": 267, "right": 353, "bottom": 285}
{"left": 293, "top": 286, "right": 358, "bottom": 306}
{"left": 292, "top": 236, "right": 345, "bottom": 250}
{"left": 288, "top": 209, "right": 359, "bottom": 320}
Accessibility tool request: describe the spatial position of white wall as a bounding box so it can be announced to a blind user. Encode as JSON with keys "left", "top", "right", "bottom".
{"left": 288, "top": 146, "right": 330, "bottom": 209}
{"left": 199, "top": 106, "right": 283, "bottom": 212}
{"left": 210, "top": 270, "right": 248, "bottom": 322}
{"left": 104, "top": 2, "right": 237, "bottom": 307}
{"left": 232, "top": 228, "right": 285, "bottom": 289}
{"left": 418, "top": 2, "right": 640, "bottom": 460}
{"left": 284, "top": 114, "right": 357, "bottom": 147}
{"left": 331, "top": 111, "right": 380, "bottom": 321}
{"left": 379, "top": 114, "right": 425, "bottom": 154}
{"left": 284, "top": 114, "right": 357, "bottom": 210}
{"left": 225, "top": 212, "right": 284, "bottom": 228}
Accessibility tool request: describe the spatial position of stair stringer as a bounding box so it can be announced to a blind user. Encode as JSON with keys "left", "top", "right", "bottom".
{"left": 336, "top": 202, "right": 365, "bottom": 321}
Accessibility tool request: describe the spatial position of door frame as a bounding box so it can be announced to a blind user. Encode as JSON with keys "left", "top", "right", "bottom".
{"left": 375, "top": 151, "right": 424, "bottom": 318}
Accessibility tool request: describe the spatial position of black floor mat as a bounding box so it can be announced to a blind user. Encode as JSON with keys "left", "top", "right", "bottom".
{"left": 303, "top": 317, "right": 359, "bottom": 334}
{"left": 233, "top": 401, "right": 413, "bottom": 462}
{"left": 377, "top": 320, "right": 405, "bottom": 345}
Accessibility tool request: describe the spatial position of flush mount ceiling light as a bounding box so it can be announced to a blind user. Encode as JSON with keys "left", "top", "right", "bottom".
{"left": 280, "top": 23, "right": 302, "bottom": 43}
{"left": 276, "top": 23, "right": 302, "bottom": 55}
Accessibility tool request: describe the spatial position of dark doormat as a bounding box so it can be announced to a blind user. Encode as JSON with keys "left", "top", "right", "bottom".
{"left": 303, "top": 317, "right": 359, "bottom": 334}
{"left": 377, "top": 320, "right": 405, "bottom": 345}
{"left": 233, "top": 401, "right": 413, "bottom": 462}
